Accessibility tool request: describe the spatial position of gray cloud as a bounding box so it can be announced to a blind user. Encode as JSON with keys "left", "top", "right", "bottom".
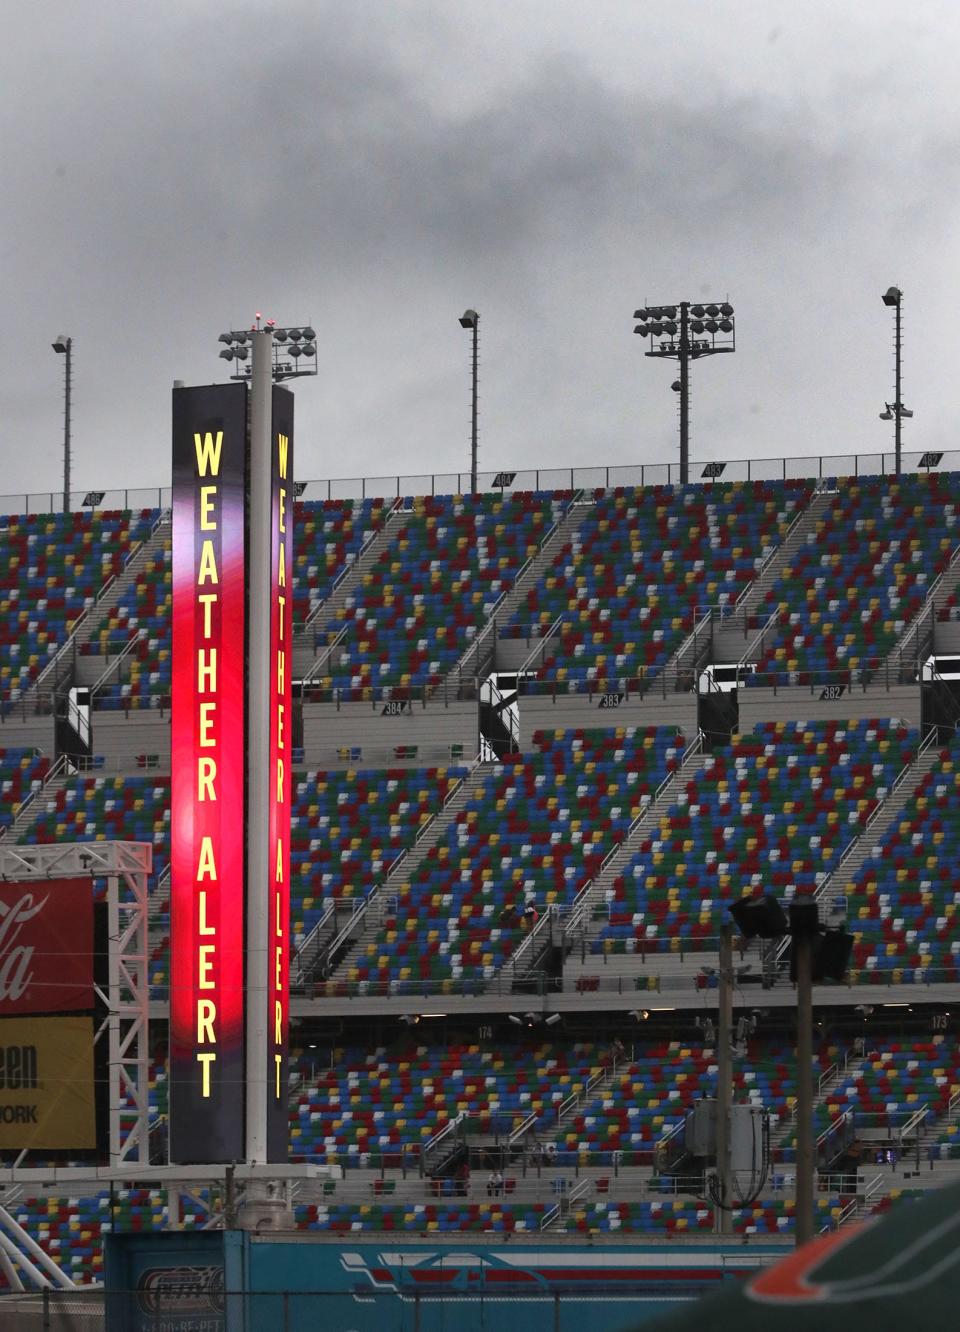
{"left": 2, "top": 2, "right": 960, "bottom": 499}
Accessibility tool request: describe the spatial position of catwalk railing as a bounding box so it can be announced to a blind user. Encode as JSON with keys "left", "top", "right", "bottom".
{"left": 3, "top": 443, "right": 957, "bottom": 518}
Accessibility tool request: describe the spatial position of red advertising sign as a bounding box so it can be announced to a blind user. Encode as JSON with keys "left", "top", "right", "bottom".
{"left": 170, "top": 383, "right": 247, "bottom": 1163}
{"left": 0, "top": 879, "right": 92, "bottom": 1015}
{"left": 266, "top": 387, "right": 293, "bottom": 1161}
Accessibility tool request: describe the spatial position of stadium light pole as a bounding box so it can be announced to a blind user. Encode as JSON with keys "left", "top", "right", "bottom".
{"left": 633, "top": 301, "right": 735, "bottom": 484}
{"left": 52, "top": 335, "right": 72, "bottom": 512}
{"left": 215, "top": 314, "right": 317, "bottom": 1169}
{"left": 715, "top": 924, "right": 734, "bottom": 1236}
{"left": 880, "top": 287, "right": 911, "bottom": 475}
{"left": 459, "top": 309, "right": 479, "bottom": 492}
{"left": 217, "top": 317, "right": 318, "bottom": 384}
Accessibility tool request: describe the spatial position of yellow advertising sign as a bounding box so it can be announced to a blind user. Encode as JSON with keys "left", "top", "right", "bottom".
{"left": 0, "top": 1016, "right": 95, "bottom": 1150}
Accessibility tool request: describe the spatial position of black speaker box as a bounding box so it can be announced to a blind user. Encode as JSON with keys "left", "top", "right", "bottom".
{"left": 729, "top": 894, "right": 788, "bottom": 939}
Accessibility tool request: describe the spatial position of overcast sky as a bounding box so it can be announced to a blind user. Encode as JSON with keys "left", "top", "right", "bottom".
{"left": 2, "top": 1, "right": 959, "bottom": 499}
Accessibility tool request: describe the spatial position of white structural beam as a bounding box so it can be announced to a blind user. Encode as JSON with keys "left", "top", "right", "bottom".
{"left": 0, "top": 842, "right": 151, "bottom": 1168}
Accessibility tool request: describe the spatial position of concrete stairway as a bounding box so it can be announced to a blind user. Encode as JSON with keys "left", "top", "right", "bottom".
{"left": 442, "top": 491, "right": 595, "bottom": 687}
{"left": 711, "top": 485, "right": 835, "bottom": 663}
{"left": 877, "top": 537, "right": 960, "bottom": 679}
{"left": 771, "top": 1051, "right": 864, "bottom": 1152}
{"left": 327, "top": 762, "right": 493, "bottom": 979}
{"left": 294, "top": 500, "right": 403, "bottom": 679}
{"left": 560, "top": 740, "right": 710, "bottom": 969}
{"left": 0, "top": 760, "right": 71, "bottom": 844}
{"left": 817, "top": 737, "right": 943, "bottom": 899}
{"left": 30, "top": 513, "right": 170, "bottom": 699}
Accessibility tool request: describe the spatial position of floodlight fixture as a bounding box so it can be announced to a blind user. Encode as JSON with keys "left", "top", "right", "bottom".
{"left": 632, "top": 296, "right": 736, "bottom": 483}
{"left": 216, "top": 318, "right": 319, "bottom": 382}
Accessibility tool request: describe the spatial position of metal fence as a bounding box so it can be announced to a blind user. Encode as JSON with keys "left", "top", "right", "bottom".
{"left": 0, "top": 443, "right": 956, "bottom": 518}
{"left": 0, "top": 1281, "right": 731, "bottom": 1332}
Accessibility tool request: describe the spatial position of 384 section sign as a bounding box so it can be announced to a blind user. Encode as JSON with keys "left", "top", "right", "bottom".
{"left": 170, "top": 384, "right": 247, "bottom": 1163}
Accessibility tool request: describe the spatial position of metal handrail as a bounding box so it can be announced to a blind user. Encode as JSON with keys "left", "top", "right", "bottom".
{"left": 772, "top": 728, "right": 941, "bottom": 965}
{"left": 89, "top": 630, "right": 143, "bottom": 702}
{"left": 563, "top": 732, "right": 702, "bottom": 946}
{"left": 889, "top": 536, "right": 960, "bottom": 671}
{"left": 297, "top": 758, "right": 484, "bottom": 980}
{"left": 300, "top": 625, "right": 348, "bottom": 690}
{"left": 0, "top": 753, "right": 69, "bottom": 842}
{"left": 31, "top": 508, "right": 169, "bottom": 697}
{"left": 303, "top": 497, "right": 403, "bottom": 630}
{"left": 734, "top": 477, "right": 829, "bottom": 611}
{"left": 898, "top": 1103, "right": 930, "bottom": 1145}
{"left": 438, "top": 489, "right": 586, "bottom": 696}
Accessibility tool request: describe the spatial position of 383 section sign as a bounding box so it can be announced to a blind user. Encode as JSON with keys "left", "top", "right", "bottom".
{"left": 170, "top": 384, "right": 247, "bottom": 1162}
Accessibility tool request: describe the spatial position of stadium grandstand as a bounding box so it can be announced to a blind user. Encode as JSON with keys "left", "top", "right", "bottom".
{"left": 2, "top": 450, "right": 960, "bottom": 1290}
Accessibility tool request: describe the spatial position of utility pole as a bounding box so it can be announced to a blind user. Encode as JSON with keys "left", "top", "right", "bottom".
{"left": 795, "top": 931, "right": 815, "bottom": 1245}
{"left": 678, "top": 303, "right": 690, "bottom": 485}
{"left": 459, "top": 310, "right": 480, "bottom": 492}
{"left": 881, "top": 287, "right": 911, "bottom": 475}
{"left": 52, "top": 335, "right": 72, "bottom": 512}
{"left": 715, "top": 923, "right": 734, "bottom": 1234}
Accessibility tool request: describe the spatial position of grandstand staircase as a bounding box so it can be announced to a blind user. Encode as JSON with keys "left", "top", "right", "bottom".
{"left": 876, "top": 537, "right": 960, "bottom": 682}
{"left": 317, "top": 761, "right": 492, "bottom": 984}
{"left": 711, "top": 484, "right": 834, "bottom": 664}
{"left": 443, "top": 491, "right": 594, "bottom": 690}
{"left": 505, "top": 740, "right": 708, "bottom": 991}
{"left": 813, "top": 734, "right": 942, "bottom": 901}
{"left": 771, "top": 1050, "right": 865, "bottom": 1159}
{"left": 39, "top": 514, "right": 171, "bottom": 697}
{"left": 294, "top": 499, "right": 404, "bottom": 680}
{"left": 0, "top": 756, "right": 71, "bottom": 844}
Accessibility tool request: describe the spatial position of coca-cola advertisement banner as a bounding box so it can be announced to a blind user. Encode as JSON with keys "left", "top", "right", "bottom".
{"left": 0, "top": 879, "right": 93, "bottom": 1015}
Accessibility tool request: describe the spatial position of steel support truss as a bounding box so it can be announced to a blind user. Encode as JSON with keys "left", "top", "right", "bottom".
{"left": 0, "top": 841, "right": 151, "bottom": 1172}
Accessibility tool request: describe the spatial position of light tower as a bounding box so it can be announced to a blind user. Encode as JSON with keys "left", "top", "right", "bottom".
{"left": 880, "top": 287, "right": 911, "bottom": 475}
{"left": 633, "top": 301, "right": 736, "bottom": 484}
{"left": 52, "top": 335, "right": 72, "bottom": 512}
{"left": 459, "top": 309, "right": 479, "bottom": 492}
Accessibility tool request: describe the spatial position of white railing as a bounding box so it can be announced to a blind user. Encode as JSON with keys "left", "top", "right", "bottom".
{"left": 0, "top": 753, "right": 69, "bottom": 842}
{"left": 539, "top": 1176, "right": 593, "bottom": 1231}
{"left": 773, "top": 727, "right": 942, "bottom": 965}
{"left": 31, "top": 507, "right": 169, "bottom": 698}
{"left": 898, "top": 1103, "right": 930, "bottom": 1146}
{"left": 300, "top": 625, "right": 348, "bottom": 688}
{"left": 303, "top": 498, "right": 404, "bottom": 630}
{"left": 294, "top": 759, "right": 482, "bottom": 979}
{"left": 562, "top": 731, "right": 703, "bottom": 948}
{"left": 438, "top": 489, "right": 584, "bottom": 692}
